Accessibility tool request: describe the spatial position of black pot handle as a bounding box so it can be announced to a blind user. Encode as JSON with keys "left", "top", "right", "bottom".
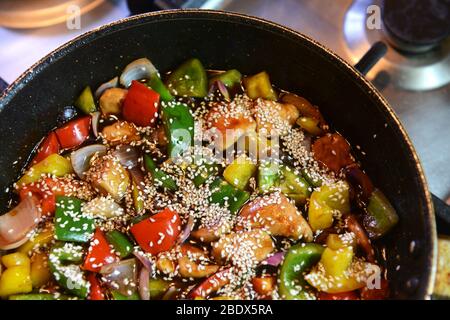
{"left": 355, "top": 42, "right": 450, "bottom": 236}
{"left": 354, "top": 41, "right": 388, "bottom": 76}
{"left": 0, "top": 77, "right": 8, "bottom": 93}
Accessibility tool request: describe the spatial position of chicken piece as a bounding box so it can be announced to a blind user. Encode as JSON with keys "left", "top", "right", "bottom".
{"left": 212, "top": 229, "right": 274, "bottom": 265}
{"left": 178, "top": 244, "right": 219, "bottom": 278}
{"left": 252, "top": 98, "right": 299, "bottom": 135}
{"left": 99, "top": 88, "right": 128, "bottom": 115}
{"left": 312, "top": 133, "right": 354, "bottom": 174}
{"left": 237, "top": 192, "right": 313, "bottom": 241}
{"left": 101, "top": 120, "right": 140, "bottom": 145}
{"left": 155, "top": 244, "right": 219, "bottom": 278}
{"left": 204, "top": 98, "right": 256, "bottom": 151}
{"left": 85, "top": 154, "right": 130, "bottom": 201}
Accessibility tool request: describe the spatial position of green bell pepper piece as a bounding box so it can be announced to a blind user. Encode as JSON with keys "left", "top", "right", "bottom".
{"left": 17, "top": 154, "right": 73, "bottom": 187}
{"left": 54, "top": 196, "right": 95, "bottom": 243}
{"left": 49, "top": 243, "right": 90, "bottom": 299}
{"left": 223, "top": 155, "right": 257, "bottom": 190}
{"left": 279, "top": 165, "right": 311, "bottom": 204}
{"left": 74, "top": 86, "right": 96, "bottom": 114}
{"left": 166, "top": 58, "right": 208, "bottom": 98}
{"left": 112, "top": 290, "right": 140, "bottom": 300}
{"left": 105, "top": 230, "right": 133, "bottom": 259}
{"left": 301, "top": 168, "right": 322, "bottom": 188}
{"left": 258, "top": 161, "right": 280, "bottom": 193}
{"left": 209, "top": 178, "right": 250, "bottom": 214}
{"left": 192, "top": 163, "right": 219, "bottom": 187}
{"left": 9, "top": 293, "right": 74, "bottom": 300}
{"left": 279, "top": 243, "right": 324, "bottom": 300}
{"left": 364, "top": 189, "right": 399, "bottom": 239}
{"left": 162, "top": 102, "right": 194, "bottom": 159}
{"left": 147, "top": 73, "right": 174, "bottom": 102}
{"left": 149, "top": 278, "right": 170, "bottom": 299}
{"left": 143, "top": 154, "right": 178, "bottom": 191}
{"left": 209, "top": 69, "right": 242, "bottom": 88}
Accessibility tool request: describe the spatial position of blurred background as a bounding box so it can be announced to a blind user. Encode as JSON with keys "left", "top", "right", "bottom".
{"left": 0, "top": 0, "right": 449, "bottom": 297}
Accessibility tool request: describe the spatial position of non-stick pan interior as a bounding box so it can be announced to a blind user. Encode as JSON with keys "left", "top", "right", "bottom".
{"left": 0, "top": 11, "right": 435, "bottom": 299}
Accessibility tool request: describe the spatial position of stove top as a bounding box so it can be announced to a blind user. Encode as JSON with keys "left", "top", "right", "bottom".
{"left": 223, "top": 0, "right": 450, "bottom": 202}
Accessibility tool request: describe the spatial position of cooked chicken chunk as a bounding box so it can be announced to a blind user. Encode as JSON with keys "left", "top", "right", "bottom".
{"left": 212, "top": 229, "right": 274, "bottom": 265}
{"left": 99, "top": 88, "right": 128, "bottom": 115}
{"left": 204, "top": 97, "right": 256, "bottom": 151}
{"left": 252, "top": 98, "right": 299, "bottom": 135}
{"left": 237, "top": 192, "right": 313, "bottom": 241}
{"left": 85, "top": 154, "right": 130, "bottom": 201}
{"left": 101, "top": 120, "right": 140, "bottom": 145}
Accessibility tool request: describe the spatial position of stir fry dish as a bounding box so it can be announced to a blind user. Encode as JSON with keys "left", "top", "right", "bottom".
{"left": 0, "top": 57, "right": 399, "bottom": 300}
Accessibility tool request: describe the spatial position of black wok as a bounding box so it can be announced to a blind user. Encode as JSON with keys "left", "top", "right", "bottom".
{"left": 0, "top": 10, "right": 438, "bottom": 299}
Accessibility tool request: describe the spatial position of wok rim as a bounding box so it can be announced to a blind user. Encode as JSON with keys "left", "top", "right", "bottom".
{"left": 0, "top": 9, "right": 436, "bottom": 299}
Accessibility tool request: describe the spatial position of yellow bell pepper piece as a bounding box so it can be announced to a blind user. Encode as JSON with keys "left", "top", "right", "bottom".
{"left": 18, "top": 228, "right": 54, "bottom": 255}
{"left": 223, "top": 155, "right": 257, "bottom": 190}
{"left": 326, "top": 233, "right": 356, "bottom": 250}
{"left": 30, "top": 252, "right": 51, "bottom": 288}
{"left": 320, "top": 246, "right": 354, "bottom": 277}
{"left": 16, "top": 154, "right": 73, "bottom": 187}
{"left": 308, "top": 181, "right": 350, "bottom": 231}
{"left": 305, "top": 259, "right": 380, "bottom": 294}
{"left": 243, "top": 71, "right": 277, "bottom": 100}
{"left": 0, "top": 253, "right": 32, "bottom": 297}
{"left": 2, "top": 252, "right": 30, "bottom": 268}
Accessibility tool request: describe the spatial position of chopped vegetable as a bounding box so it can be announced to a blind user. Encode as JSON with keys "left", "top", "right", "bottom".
{"left": 297, "top": 117, "right": 323, "bottom": 136}
{"left": 308, "top": 181, "right": 350, "bottom": 231}
{"left": 18, "top": 228, "right": 54, "bottom": 255}
{"left": 144, "top": 154, "right": 177, "bottom": 191}
{"left": 279, "top": 165, "right": 311, "bottom": 204}
{"left": 0, "top": 196, "right": 41, "bottom": 250}
{"left": 75, "top": 86, "right": 96, "bottom": 114}
{"left": 87, "top": 273, "right": 105, "bottom": 300}
{"left": 223, "top": 155, "right": 257, "bottom": 190}
{"left": 243, "top": 71, "right": 277, "bottom": 100}
{"left": 147, "top": 73, "right": 174, "bottom": 102}
{"left": 54, "top": 196, "right": 94, "bottom": 243}
{"left": 105, "top": 230, "right": 133, "bottom": 259}
{"left": 17, "top": 154, "right": 73, "bottom": 187}
{"left": 31, "top": 132, "right": 60, "bottom": 165}
{"left": 209, "top": 69, "right": 242, "bottom": 88}
{"left": 364, "top": 189, "right": 399, "bottom": 239}
{"left": 83, "top": 229, "right": 118, "bottom": 272}
{"left": 166, "top": 58, "right": 208, "bottom": 98}
{"left": 162, "top": 102, "right": 194, "bottom": 159}
{"left": 55, "top": 116, "right": 91, "bottom": 149}
{"left": 278, "top": 243, "right": 324, "bottom": 300}
{"left": 30, "top": 252, "right": 51, "bottom": 288}
{"left": 257, "top": 161, "right": 280, "bottom": 193}
{"left": 130, "top": 208, "right": 181, "bottom": 255}
{"left": 48, "top": 242, "right": 89, "bottom": 298}
{"left": 122, "top": 80, "right": 160, "bottom": 127}
{"left": 208, "top": 178, "right": 250, "bottom": 214}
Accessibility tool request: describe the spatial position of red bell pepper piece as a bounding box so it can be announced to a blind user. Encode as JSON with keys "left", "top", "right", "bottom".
{"left": 130, "top": 208, "right": 181, "bottom": 255}
{"left": 318, "top": 291, "right": 359, "bottom": 300}
{"left": 83, "top": 229, "right": 118, "bottom": 272}
{"left": 360, "top": 279, "right": 389, "bottom": 300}
{"left": 55, "top": 116, "right": 91, "bottom": 149}
{"left": 122, "top": 80, "right": 159, "bottom": 127}
{"left": 188, "top": 268, "right": 231, "bottom": 299}
{"left": 19, "top": 177, "right": 66, "bottom": 216}
{"left": 87, "top": 273, "right": 105, "bottom": 300}
{"left": 32, "top": 132, "right": 60, "bottom": 165}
